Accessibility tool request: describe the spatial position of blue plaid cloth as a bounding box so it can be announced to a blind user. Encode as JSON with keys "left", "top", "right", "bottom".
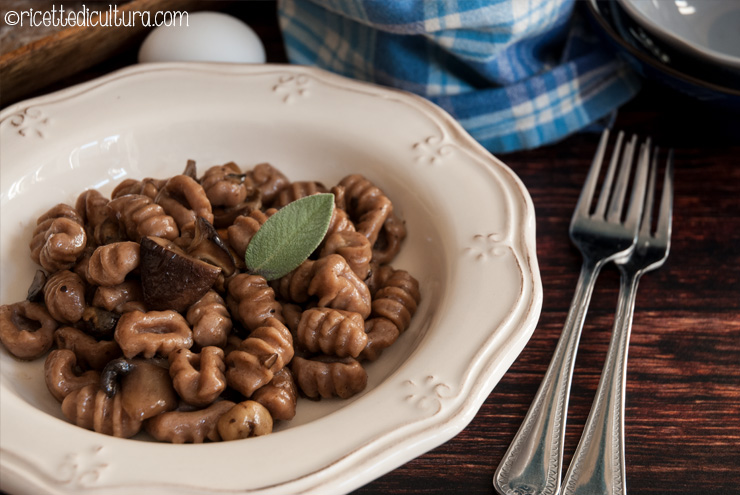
{"left": 277, "top": 0, "right": 641, "bottom": 153}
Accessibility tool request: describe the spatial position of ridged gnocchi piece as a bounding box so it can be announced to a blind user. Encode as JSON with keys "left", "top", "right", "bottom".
{"left": 54, "top": 326, "right": 122, "bottom": 371}
{"left": 297, "top": 308, "right": 367, "bottom": 358}
{"left": 43, "top": 270, "right": 86, "bottom": 324}
{"left": 61, "top": 383, "right": 142, "bottom": 438}
{"left": 270, "top": 181, "right": 327, "bottom": 208}
{"left": 108, "top": 194, "right": 179, "bottom": 241}
{"left": 75, "top": 189, "right": 110, "bottom": 236}
{"left": 226, "top": 274, "right": 284, "bottom": 331}
{"left": 200, "top": 162, "right": 248, "bottom": 207}
{"left": 114, "top": 310, "right": 193, "bottom": 359}
{"left": 155, "top": 175, "right": 213, "bottom": 232}
{"left": 361, "top": 267, "right": 421, "bottom": 361}
{"left": 111, "top": 177, "right": 166, "bottom": 199}
{"left": 291, "top": 355, "right": 367, "bottom": 399}
{"left": 226, "top": 208, "right": 277, "bottom": 259}
{"left": 338, "top": 174, "right": 392, "bottom": 247}
{"left": 370, "top": 268, "right": 420, "bottom": 332}
{"left": 44, "top": 349, "right": 100, "bottom": 402}
{"left": 320, "top": 231, "right": 372, "bottom": 279}
{"left": 169, "top": 347, "right": 227, "bottom": 407}
{"left": 145, "top": 400, "right": 235, "bottom": 444}
{"left": 373, "top": 213, "right": 407, "bottom": 265}
{"left": 247, "top": 163, "right": 289, "bottom": 204}
{"left": 252, "top": 367, "right": 298, "bottom": 421}
{"left": 29, "top": 204, "right": 87, "bottom": 273}
{"left": 0, "top": 301, "right": 57, "bottom": 360}
{"left": 274, "top": 259, "right": 315, "bottom": 304}
{"left": 309, "top": 254, "right": 371, "bottom": 319}
{"left": 325, "top": 207, "right": 356, "bottom": 239}
{"left": 92, "top": 280, "right": 146, "bottom": 314}
{"left": 186, "top": 290, "right": 232, "bottom": 348}
{"left": 87, "top": 241, "right": 140, "bottom": 286}
{"left": 226, "top": 317, "right": 294, "bottom": 398}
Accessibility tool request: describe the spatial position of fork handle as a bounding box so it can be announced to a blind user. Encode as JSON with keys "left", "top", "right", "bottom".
{"left": 561, "top": 271, "right": 640, "bottom": 495}
{"left": 494, "top": 258, "right": 603, "bottom": 495}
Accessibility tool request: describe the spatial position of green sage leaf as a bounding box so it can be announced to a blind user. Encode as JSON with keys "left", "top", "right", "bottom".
{"left": 245, "top": 193, "right": 334, "bottom": 281}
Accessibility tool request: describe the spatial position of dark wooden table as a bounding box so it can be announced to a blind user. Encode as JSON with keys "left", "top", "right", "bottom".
{"left": 3, "top": 2, "right": 738, "bottom": 494}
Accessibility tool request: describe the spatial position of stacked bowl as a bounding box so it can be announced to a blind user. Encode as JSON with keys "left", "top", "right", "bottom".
{"left": 586, "top": 0, "right": 740, "bottom": 109}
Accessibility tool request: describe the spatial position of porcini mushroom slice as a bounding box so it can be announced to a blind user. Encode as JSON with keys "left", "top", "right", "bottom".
{"left": 101, "top": 357, "right": 134, "bottom": 398}
{"left": 139, "top": 236, "right": 221, "bottom": 312}
{"left": 187, "top": 217, "right": 236, "bottom": 277}
{"left": 80, "top": 307, "right": 120, "bottom": 340}
{"left": 120, "top": 359, "right": 178, "bottom": 422}
{"left": 26, "top": 270, "right": 47, "bottom": 302}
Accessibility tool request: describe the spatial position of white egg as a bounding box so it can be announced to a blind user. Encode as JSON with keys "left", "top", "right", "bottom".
{"left": 138, "top": 11, "right": 266, "bottom": 64}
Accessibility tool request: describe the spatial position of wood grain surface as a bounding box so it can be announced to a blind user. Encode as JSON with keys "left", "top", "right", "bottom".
{"left": 2, "top": 2, "right": 738, "bottom": 494}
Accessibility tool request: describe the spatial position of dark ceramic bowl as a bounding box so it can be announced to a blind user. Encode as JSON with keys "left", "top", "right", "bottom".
{"left": 585, "top": 0, "right": 740, "bottom": 111}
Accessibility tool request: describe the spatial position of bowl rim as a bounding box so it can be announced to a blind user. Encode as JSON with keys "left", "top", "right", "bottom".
{"left": 586, "top": 0, "right": 740, "bottom": 96}
{"left": 615, "top": 0, "right": 740, "bottom": 70}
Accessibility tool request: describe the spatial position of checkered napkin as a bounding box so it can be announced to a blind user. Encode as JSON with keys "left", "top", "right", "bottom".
{"left": 277, "top": 0, "right": 641, "bottom": 153}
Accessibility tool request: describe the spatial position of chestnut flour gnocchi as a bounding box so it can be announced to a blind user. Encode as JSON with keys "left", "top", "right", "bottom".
{"left": 0, "top": 161, "right": 420, "bottom": 443}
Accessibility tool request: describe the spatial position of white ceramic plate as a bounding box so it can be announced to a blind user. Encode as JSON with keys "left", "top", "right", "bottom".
{"left": 617, "top": 0, "right": 740, "bottom": 71}
{"left": 0, "top": 63, "right": 542, "bottom": 495}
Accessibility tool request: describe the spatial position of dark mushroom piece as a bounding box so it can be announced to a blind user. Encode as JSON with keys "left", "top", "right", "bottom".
{"left": 182, "top": 159, "right": 198, "bottom": 180}
{"left": 139, "top": 236, "right": 221, "bottom": 312}
{"left": 26, "top": 270, "right": 47, "bottom": 302}
{"left": 211, "top": 187, "right": 262, "bottom": 228}
{"left": 186, "top": 217, "right": 237, "bottom": 281}
{"left": 101, "top": 357, "right": 134, "bottom": 397}
{"left": 79, "top": 306, "right": 120, "bottom": 340}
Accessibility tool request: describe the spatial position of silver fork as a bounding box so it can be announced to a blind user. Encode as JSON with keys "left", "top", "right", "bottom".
{"left": 561, "top": 147, "right": 674, "bottom": 495}
{"left": 494, "top": 129, "right": 650, "bottom": 495}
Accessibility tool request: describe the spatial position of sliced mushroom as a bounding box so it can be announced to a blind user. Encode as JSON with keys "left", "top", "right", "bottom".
{"left": 79, "top": 307, "right": 120, "bottom": 340}
{"left": 182, "top": 159, "right": 197, "bottom": 180}
{"left": 26, "top": 270, "right": 47, "bottom": 302}
{"left": 100, "top": 357, "right": 134, "bottom": 397}
{"left": 186, "top": 217, "right": 236, "bottom": 279}
{"left": 216, "top": 400, "right": 273, "bottom": 441}
{"left": 211, "top": 187, "right": 262, "bottom": 228}
{"left": 139, "top": 236, "right": 221, "bottom": 312}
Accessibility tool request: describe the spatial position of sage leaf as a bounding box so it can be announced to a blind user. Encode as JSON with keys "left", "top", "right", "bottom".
{"left": 245, "top": 193, "right": 334, "bottom": 280}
